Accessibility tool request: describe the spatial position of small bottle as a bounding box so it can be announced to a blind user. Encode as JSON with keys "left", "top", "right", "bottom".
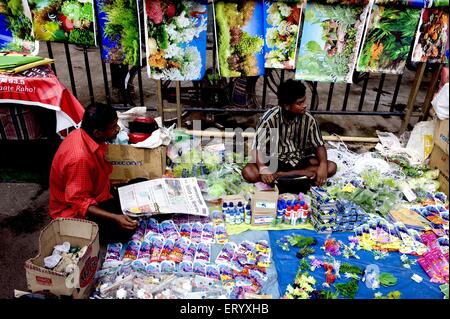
{"left": 181, "top": 168, "right": 189, "bottom": 178}
{"left": 292, "top": 205, "right": 299, "bottom": 226}
{"left": 228, "top": 202, "right": 235, "bottom": 225}
{"left": 237, "top": 202, "right": 244, "bottom": 224}
{"left": 245, "top": 203, "right": 252, "bottom": 224}
{"left": 277, "top": 202, "right": 285, "bottom": 223}
{"left": 285, "top": 206, "right": 292, "bottom": 225}
{"left": 300, "top": 201, "right": 308, "bottom": 224}
{"left": 293, "top": 199, "right": 299, "bottom": 208}
{"left": 222, "top": 202, "right": 229, "bottom": 223}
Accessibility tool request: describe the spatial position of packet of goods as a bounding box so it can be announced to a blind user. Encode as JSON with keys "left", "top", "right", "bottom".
{"left": 194, "top": 242, "right": 211, "bottom": 263}
{"left": 132, "top": 219, "right": 147, "bottom": 241}
{"left": 131, "top": 259, "right": 148, "bottom": 272}
{"left": 201, "top": 223, "right": 215, "bottom": 244}
{"left": 146, "top": 262, "right": 161, "bottom": 274}
{"left": 218, "top": 264, "right": 235, "bottom": 290}
{"left": 161, "top": 260, "right": 176, "bottom": 273}
{"left": 123, "top": 240, "right": 142, "bottom": 262}
{"left": 182, "top": 242, "right": 197, "bottom": 262}
{"left": 137, "top": 239, "right": 152, "bottom": 263}
{"left": 149, "top": 235, "right": 165, "bottom": 263}
{"left": 180, "top": 223, "right": 192, "bottom": 238}
{"left": 216, "top": 242, "right": 237, "bottom": 265}
{"left": 193, "top": 261, "right": 207, "bottom": 276}
{"left": 103, "top": 243, "right": 123, "bottom": 268}
{"left": 145, "top": 218, "right": 160, "bottom": 238}
{"left": 178, "top": 261, "right": 193, "bottom": 273}
{"left": 159, "top": 239, "right": 175, "bottom": 262}
{"left": 206, "top": 264, "right": 221, "bottom": 281}
{"left": 214, "top": 224, "right": 229, "bottom": 244}
{"left": 159, "top": 220, "right": 180, "bottom": 241}
{"left": 211, "top": 210, "right": 225, "bottom": 226}
{"left": 168, "top": 237, "right": 190, "bottom": 263}
{"left": 190, "top": 222, "right": 203, "bottom": 243}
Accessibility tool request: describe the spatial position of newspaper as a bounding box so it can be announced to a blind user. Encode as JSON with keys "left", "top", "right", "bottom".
{"left": 118, "top": 178, "right": 209, "bottom": 217}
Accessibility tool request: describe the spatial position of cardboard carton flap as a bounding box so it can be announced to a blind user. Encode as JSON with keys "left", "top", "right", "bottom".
{"left": 58, "top": 219, "right": 98, "bottom": 240}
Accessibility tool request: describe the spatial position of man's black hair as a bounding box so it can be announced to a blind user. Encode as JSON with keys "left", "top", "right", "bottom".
{"left": 277, "top": 79, "right": 307, "bottom": 106}
{"left": 81, "top": 102, "right": 118, "bottom": 136}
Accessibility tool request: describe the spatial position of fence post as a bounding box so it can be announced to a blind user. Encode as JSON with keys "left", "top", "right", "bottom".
{"left": 420, "top": 64, "right": 443, "bottom": 121}
{"left": 399, "top": 62, "right": 426, "bottom": 134}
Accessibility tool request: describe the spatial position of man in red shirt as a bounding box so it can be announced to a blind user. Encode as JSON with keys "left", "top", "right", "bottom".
{"left": 49, "top": 103, "right": 138, "bottom": 235}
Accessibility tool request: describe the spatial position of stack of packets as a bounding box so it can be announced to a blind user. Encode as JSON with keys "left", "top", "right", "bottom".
{"left": 309, "top": 187, "right": 369, "bottom": 233}
{"left": 103, "top": 215, "right": 229, "bottom": 273}
{"left": 354, "top": 219, "right": 429, "bottom": 255}
{"left": 418, "top": 231, "right": 449, "bottom": 284}
{"left": 411, "top": 192, "right": 448, "bottom": 237}
{"left": 310, "top": 187, "right": 337, "bottom": 233}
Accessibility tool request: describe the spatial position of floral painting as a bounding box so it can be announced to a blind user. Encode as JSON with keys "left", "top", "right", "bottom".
{"left": 357, "top": 4, "right": 421, "bottom": 74}
{"left": 96, "top": 0, "right": 140, "bottom": 65}
{"left": 411, "top": 8, "right": 448, "bottom": 63}
{"left": 214, "top": 0, "right": 265, "bottom": 77}
{"left": 0, "top": 0, "right": 37, "bottom": 53}
{"left": 264, "top": 0, "right": 302, "bottom": 69}
{"left": 28, "top": 0, "right": 96, "bottom": 46}
{"left": 144, "top": 0, "right": 208, "bottom": 81}
{"left": 294, "top": 2, "right": 369, "bottom": 83}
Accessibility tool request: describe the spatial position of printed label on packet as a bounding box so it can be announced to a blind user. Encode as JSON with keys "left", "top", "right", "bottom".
{"left": 218, "top": 264, "right": 235, "bottom": 289}
{"left": 206, "top": 264, "right": 221, "bottom": 281}
{"left": 182, "top": 242, "right": 197, "bottom": 262}
{"left": 194, "top": 242, "right": 211, "bottom": 263}
{"left": 178, "top": 261, "right": 193, "bottom": 273}
{"left": 159, "top": 239, "right": 175, "bottom": 262}
{"left": 145, "top": 262, "right": 161, "bottom": 274}
{"left": 132, "top": 219, "right": 147, "bottom": 241}
{"left": 103, "top": 243, "right": 123, "bottom": 268}
{"left": 159, "top": 220, "right": 180, "bottom": 241}
{"left": 214, "top": 224, "right": 229, "bottom": 244}
{"left": 190, "top": 222, "right": 203, "bottom": 243}
{"left": 160, "top": 260, "right": 176, "bottom": 273}
{"left": 216, "top": 242, "right": 237, "bottom": 265}
{"left": 211, "top": 210, "right": 225, "bottom": 226}
{"left": 137, "top": 239, "right": 152, "bottom": 262}
{"left": 201, "top": 223, "right": 215, "bottom": 244}
{"left": 168, "top": 237, "right": 190, "bottom": 263}
{"left": 180, "top": 223, "right": 192, "bottom": 238}
{"left": 145, "top": 218, "right": 160, "bottom": 237}
{"left": 255, "top": 240, "right": 271, "bottom": 255}
{"left": 149, "top": 235, "right": 165, "bottom": 263}
{"left": 256, "top": 254, "right": 271, "bottom": 269}
{"left": 193, "top": 261, "right": 207, "bottom": 276}
{"left": 123, "top": 240, "right": 142, "bottom": 262}
{"left": 131, "top": 260, "right": 148, "bottom": 272}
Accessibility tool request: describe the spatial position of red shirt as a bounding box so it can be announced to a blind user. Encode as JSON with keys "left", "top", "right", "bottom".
{"left": 49, "top": 129, "right": 113, "bottom": 219}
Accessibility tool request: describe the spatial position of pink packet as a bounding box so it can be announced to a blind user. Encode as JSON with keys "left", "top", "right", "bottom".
{"left": 123, "top": 240, "right": 141, "bottom": 262}
{"left": 149, "top": 235, "right": 164, "bottom": 263}
{"left": 201, "top": 223, "right": 215, "bottom": 244}
{"left": 159, "top": 239, "right": 175, "bottom": 262}
{"left": 216, "top": 242, "right": 237, "bottom": 265}
{"left": 182, "top": 242, "right": 197, "bottom": 262}
{"left": 132, "top": 219, "right": 147, "bottom": 241}
{"left": 137, "top": 239, "right": 152, "bottom": 263}
{"left": 194, "top": 242, "right": 211, "bottom": 263}
{"left": 180, "top": 223, "right": 192, "bottom": 238}
{"left": 168, "top": 237, "right": 190, "bottom": 263}
{"left": 159, "top": 220, "right": 180, "bottom": 241}
{"left": 193, "top": 261, "right": 207, "bottom": 276}
{"left": 190, "top": 222, "right": 203, "bottom": 243}
{"left": 145, "top": 218, "right": 159, "bottom": 237}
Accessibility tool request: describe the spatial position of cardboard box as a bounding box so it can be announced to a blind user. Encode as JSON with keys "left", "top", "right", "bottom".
{"left": 434, "top": 119, "right": 449, "bottom": 155}
{"left": 24, "top": 218, "right": 100, "bottom": 299}
{"left": 251, "top": 186, "right": 279, "bottom": 226}
{"left": 438, "top": 173, "right": 449, "bottom": 196}
{"left": 107, "top": 144, "right": 167, "bottom": 182}
{"left": 429, "top": 145, "right": 449, "bottom": 178}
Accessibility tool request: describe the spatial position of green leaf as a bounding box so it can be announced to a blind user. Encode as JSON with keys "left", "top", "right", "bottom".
{"left": 380, "top": 273, "right": 398, "bottom": 287}
{"left": 306, "top": 41, "right": 322, "bottom": 53}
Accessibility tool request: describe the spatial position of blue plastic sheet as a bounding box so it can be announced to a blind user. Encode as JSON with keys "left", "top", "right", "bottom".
{"left": 269, "top": 229, "right": 443, "bottom": 299}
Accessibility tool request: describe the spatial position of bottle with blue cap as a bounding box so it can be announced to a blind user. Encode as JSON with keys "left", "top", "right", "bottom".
{"left": 245, "top": 203, "right": 252, "bottom": 224}
{"left": 228, "top": 202, "right": 236, "bottom": 225}
{"left": 277, "top": 201, "right": 285, "bottom": 224}
{"left": 237, "top": 202, "right": 244, "bottom": 224}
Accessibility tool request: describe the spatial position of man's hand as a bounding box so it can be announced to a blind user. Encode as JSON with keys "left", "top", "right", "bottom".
{"left": 113, "top": 215, "right": 139, "bottom": 231}
{"left": 316, "top": 163, "right": 328, "bottom": 186}
{"left": 260, "top": 167, "right": 277, "bottom": 184}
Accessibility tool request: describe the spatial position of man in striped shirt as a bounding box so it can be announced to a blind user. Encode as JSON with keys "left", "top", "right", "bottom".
{"left": 242, "top": 80, "right": 336, "bottom": 186}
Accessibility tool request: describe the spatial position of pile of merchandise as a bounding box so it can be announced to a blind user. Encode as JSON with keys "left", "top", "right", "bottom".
{"left": 43, "top": 242, "right": 87, "bottom": 275}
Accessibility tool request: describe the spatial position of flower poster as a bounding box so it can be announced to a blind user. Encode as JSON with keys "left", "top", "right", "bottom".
{"left": 96, "top": 0, "right": 141, "bottom": 65}
{"left": 214, "top": 0, "right": 265, "bottom": 77}
{"left": 0, "top": 0, "right": 37, "bottom": 53}
{"left": 28, "top": 0, "right": 96, "bottom": 46}
{"left": 144, "top": 0, "right": 208, "bottom": 81}
{"left": 264, "top": 0, "right": 302, "bottom": 69}
{"left": 411, "top": 8, "right": 448, "bottom": 63}
{"left": 294, "top": 1, "right": 370, "bottom": 83}
{"left": 375, "top": 0, "right": 432, "bottom": 7}
{"left": 357, "top": 4, "right": 421, "bottom": 74}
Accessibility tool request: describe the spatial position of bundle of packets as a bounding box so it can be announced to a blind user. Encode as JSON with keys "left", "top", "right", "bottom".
{"left": 310, "top": 187, "right": 337, "bottom": 233}
{"left": 332, "top": 200, "right": 370, "bottom": 232}
{"left": 412, "top": 204, "right": 449, "bottom": 237}
{"left": 91, "top": 268, "right": 228, "bottom": 299}
{"left": 102, "top": 218, "right": 228, "bottom": 273}
{"left": 215, "top": 240, "right": 272, "bottom": 298}
{"left": 355, "top": 219, "right": 428, "bottom": 255}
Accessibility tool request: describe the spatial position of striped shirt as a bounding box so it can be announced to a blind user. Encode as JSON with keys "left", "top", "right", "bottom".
{"left": 252, "top": 106, "right": 325, "bottom": 167}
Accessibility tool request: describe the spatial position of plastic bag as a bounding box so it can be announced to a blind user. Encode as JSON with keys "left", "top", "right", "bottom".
{"left": 405, "top": 121, "right": 436, "bottom": 163}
